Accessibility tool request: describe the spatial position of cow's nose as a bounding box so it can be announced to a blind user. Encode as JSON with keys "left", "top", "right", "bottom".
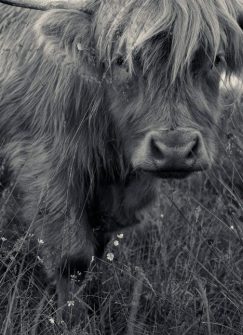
{"left": 150, "top": 131, "right": 201, "bottom": 170}
{"left": 131, "top": 129, "right": 210, "bottom": 176}
{"left": 132, "top": 129, "right": 210, "bottom": 178}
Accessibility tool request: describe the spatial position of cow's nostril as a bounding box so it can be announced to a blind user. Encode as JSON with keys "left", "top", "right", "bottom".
{"left": 186, "top": 138, "right": 199, "bottom": 160}
{"left": 151, "top": 138, "right": 164, "bottom": 159}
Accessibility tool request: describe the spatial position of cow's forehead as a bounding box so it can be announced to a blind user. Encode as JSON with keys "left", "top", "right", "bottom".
{"left": 95, "top": 0, "right": 243, "bottom": 81}
{"left": 96, "top": 0, "right": 240, "bottom": 49}
{"left": 96, "top": 0, "right": 163, "bottom": 46}
{"left": 96, "top": 0, "right": 174, "bottom": 66}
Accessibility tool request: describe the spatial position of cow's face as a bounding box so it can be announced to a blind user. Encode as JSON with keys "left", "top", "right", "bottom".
{"left": 105, "top": 46, "right": 224, "bottom": 178}
{"left": 94, "top": 0, "right": 243, "bottom": 178}
{"left": 34, "top": 0, "right": 243, "bottom": 179}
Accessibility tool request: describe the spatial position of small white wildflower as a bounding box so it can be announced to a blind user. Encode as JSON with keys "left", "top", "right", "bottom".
{"left": 1, "top": 237, "right": 7, "bottom": 242}
{"left": 230, "top": 225, "right": 234, "bottom": 230}
{"left": 113, "top": 240, "right": 119, "bottom": 246}
{"left": 91, "top": 255, "right": 95, "bottom": 263}
{"left": 77, "top": 43, "right": 83, "bottom": 51}
{"left": 117, "top": 233, "right": 124, "bottom": 239}
{"left": 107, "top": 252, "right": 114, "bottom": 261}
{"left": 38, "top": 239, "right": 44, "bottom": 244}
{"left": 67, "top": 300, "right": 75, "bottom": 307}
{"left": 77, "top": 270, "right": 82, "bottom": 276}
{"left": 70, "top": 274, "right": 77, "bottom": 280}
{"left": 160, "top": 214, "right": 164, "bottom": 219}
{"left": 48, "top": 317, "right": 55, "bottom": 325}
{"left": 37, "top": 256, "right": 44, "bottom": 264}
{"left": 28, "top": 233, "right": 34, "bottom": 238}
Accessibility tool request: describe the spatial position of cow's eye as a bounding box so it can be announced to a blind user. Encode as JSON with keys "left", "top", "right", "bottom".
{"left": 211, "top": 54, "right": 226, "bottom": 70}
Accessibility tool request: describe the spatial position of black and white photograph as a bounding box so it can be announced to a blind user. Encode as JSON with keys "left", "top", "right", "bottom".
{"left": 0, "top": 0, "right": 243, "bottom": 334}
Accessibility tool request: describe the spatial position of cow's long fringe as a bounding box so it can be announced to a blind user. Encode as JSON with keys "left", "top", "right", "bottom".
{"left": 96, "top": 0, "right": 243, "bottom": 81}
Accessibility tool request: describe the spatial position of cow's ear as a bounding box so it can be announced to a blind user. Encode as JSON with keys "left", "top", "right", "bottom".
{"left": 34, "top": 10, "right": 92, "bottom": 61}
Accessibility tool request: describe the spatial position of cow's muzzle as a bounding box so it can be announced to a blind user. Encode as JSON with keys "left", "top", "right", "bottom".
{"left": 132, "top": 129, "right": 210, "bottom": 178}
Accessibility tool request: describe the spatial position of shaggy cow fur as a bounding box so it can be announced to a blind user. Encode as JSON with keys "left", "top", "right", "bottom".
{"left": 0, "top": 0, "right": 243, "bottom": 321}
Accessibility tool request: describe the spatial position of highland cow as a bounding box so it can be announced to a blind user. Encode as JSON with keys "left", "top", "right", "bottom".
{"left": 0, "top": 0, "right": 243, "bottom": 320}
